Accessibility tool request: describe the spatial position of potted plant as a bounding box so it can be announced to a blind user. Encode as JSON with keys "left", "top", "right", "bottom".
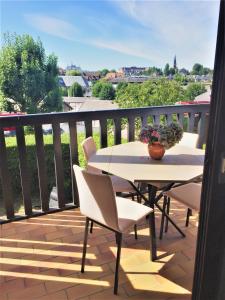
{"left": 139, "top": 122, "right": 183, "bottom": 160}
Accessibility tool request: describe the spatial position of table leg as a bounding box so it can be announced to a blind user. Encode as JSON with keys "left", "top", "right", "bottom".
{"left": 155, "top": 202, "right": 185, "bottom": 238}
{"left": 129, "top": 182, "right": 186, "bottom": 238}
{"left": 148, "top": 184, "right": 157, "bottom": 209}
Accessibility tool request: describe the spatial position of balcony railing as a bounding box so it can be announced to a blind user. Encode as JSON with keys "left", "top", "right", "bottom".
{"left": 0, "top": 104, "right": 209, "bottom": 224}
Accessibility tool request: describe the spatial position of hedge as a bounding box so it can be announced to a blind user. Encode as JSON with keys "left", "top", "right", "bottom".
{"left": 0, "top": 132, "right": 116, "bottom": 213}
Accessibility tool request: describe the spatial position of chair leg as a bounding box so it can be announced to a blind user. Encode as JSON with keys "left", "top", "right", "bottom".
{"left": 185, "top": 208, "right": 192, "bottom": 227}
{"left": 149, "top": 212, "right": 157, "bottom": 261}
{"left": 114, "top": 232, "right": 122, "bottom": 295}
{"left": 90, "top": 221, "right": 93, "bottom": 233}
{"left": 159, "top": 196, "right": 167, "bottom": 240}
{"left": 81, "top": 218, "right": 90, "bottom": 273}
{"left": 134, "top": 224, "right": 138, "bottom": 240}
{"left": 165, "top": 197, "right": 170, "bottom": 233}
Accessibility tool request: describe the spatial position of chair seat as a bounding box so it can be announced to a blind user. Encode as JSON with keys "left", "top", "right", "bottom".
{"left": 116, "top": 197, "right": 153, "bottom": 232}
{"left": 111, "top": 175, "right": 136, "bottom": 193}
{"left": 165, "top": 183, "right": 202, "bottom": 211}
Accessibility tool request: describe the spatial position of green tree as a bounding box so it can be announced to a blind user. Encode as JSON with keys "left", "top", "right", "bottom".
{"left": 191, "top": 63, "right": 204, "bottom": 75}
{"left": 99, "top": 69, "right": 109, "bottom": 77}
{"left": 169, "top": 67, "right": 176, "bottom": 75}
{"left": 60, "top": 87, "right": 68, "bottom": 97}
{"left": 164, "top": 63, "right": 170, "bottom": 76}
{"left": 115, "top": 79, "right": 185, "bottom": 108}
{"left": 202, "top": 67, "right": 213, "bottom": 75}
{"left": 92, "top": 81, "right": 104, "bottom": 97}
{"left": 92, "top": 81, "right": 115, "bottom": 99}
{"left": 68, "top": 82, "right": 83, "bottom": 97}
{"left": 143, "top": 66, "right": 163, "bottom": 76}
{"left": 184, "top": 83, "right": 206, "bottom": 100}
{"left": 66, "top": 70, "right": 81, "bottom": 76}
{"left": 173, "top": 74, "right": 188, "bottom": 85}
{"left": 0, "top": 33, "right": 62, "bottom": 113}
{"left": 99, "top": 83, "right": 115, "bottom": 100}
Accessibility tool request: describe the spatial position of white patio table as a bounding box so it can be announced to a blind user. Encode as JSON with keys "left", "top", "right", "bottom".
{"left": 88, "top": 141, "right": 205, "bottom": 237}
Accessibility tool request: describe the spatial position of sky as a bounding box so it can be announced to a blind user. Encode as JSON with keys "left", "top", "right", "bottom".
{"left": 0, "top": 0, "right": 220, "bottom": 71}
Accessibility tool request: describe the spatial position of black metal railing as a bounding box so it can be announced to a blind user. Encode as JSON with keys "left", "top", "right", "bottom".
{"left": 0, "top": 104, "right": 209, "bottom": 223}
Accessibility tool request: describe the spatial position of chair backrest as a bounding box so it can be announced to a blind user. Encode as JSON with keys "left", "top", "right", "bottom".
{"left": 73, "top": 165, "right": 120, "bottom": 232}
{"left": 81, "top": 137, "right": 101, "bottom": 174}
{"left": 179, "top": 132, "right": 199, "bottom": 148}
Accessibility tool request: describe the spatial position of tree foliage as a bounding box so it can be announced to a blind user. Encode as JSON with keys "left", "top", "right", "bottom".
{"left": 92, "top": 81, "right": 115, "bottom": 100}
{"left": 191, "top": 63, "right": 212, "bottom": 76}
{"left": 191, "top": 63, "right": 204, "bottom": 75}
{"left": 68, "top": 82, "right": 83, "bottom": 97}
{"left": 164, "top": 63, "right": 170, "bottom": 76}
{"left": 115, "top": 79, "right": 185, "bottom": 108}
{"left": 143, "top": 66, "right": 163, "bottom": 76}
{"left": 66, "top": 70, "right": 81, "bottom": 76}
{"left": 0, "top": 33, "right": 62, "bottom": 113}
{"left": 99, "top": 68, "right": 109, "bottom": 77}
{"left": 184, "top": 83, "right": 206, "bottom": 100}
{"left": 60, "top": 87, "right": 68, "bottom": 97}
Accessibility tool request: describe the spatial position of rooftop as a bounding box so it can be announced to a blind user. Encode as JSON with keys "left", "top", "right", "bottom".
{"left": 59, "top": 76, "right": 89, "bottom": 88}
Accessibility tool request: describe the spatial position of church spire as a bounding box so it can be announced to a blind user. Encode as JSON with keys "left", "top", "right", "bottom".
{"left": 174, "top": 55, "right": 177, "bottom": 70}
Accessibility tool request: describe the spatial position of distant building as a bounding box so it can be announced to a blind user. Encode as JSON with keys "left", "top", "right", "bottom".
{"left": 179, "top": 68, "right": 189, "bottom": 76}
{"left": 82, "top": 71, "right": 101, "bottom": 82}
{"left": 63, "top": 96, "right": 118, "bottom": 132}
{"left": 66, "top": 64, "right": 82, "bottom": 72}
{"left": 105, "top": 71, "right": 123, "bottom": 80}
{"left": 63, "top": 96, "right": 97, "bottom": 112}
{"left": 63, "top": 96, "right": 118, "bottom": 111}
{"left": 119, "top": 66, "right": 147, "bottom": 76}
{"left": 58, "top": 76, "right": 91, "bottom": 96}
{"left": 109, "top": 76, "right": 150, "bottom": 87}
{"left": 192, "top": 74, "right": 213, "bottom": 82}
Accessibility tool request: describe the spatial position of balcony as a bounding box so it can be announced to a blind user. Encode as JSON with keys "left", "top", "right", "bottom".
{"left": 0, "top": 104, "right": 209, "bottom": 299}
{"left": 0, "top": 202, "right": 198, "bottom": 300}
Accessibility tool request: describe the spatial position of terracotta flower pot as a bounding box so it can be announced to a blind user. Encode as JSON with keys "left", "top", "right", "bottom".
{"left": 148, "top": 142, "right": 165, "bottom": 160}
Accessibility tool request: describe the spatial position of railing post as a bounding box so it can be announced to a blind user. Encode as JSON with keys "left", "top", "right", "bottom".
{"left": 128, "top": 116, "right": 135, "bottom": 142}
{"left": 69, "top": 121, "right": 79, "bottom": 206}
{"left": 0, "top": 128, "right": 14, "bottom": 219}
{"left": 114, "top": 118, "right": 121, "bottom": 145}
{"left": 16, "top": 126, "right": 32, "bottom": 216}
{"left": 34, "top": 125, "right": 49, "bottom": 212}
{"left": 100, "top": 119, "right": 108, "bottom": 148}
{"left": 197, "top": 113, "right": 209, "bottom": 149}
{"left": 52, "top": 122, "right": 65, "bottom": 208}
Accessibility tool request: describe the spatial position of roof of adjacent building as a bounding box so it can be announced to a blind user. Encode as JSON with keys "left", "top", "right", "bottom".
{"left": 78, "top": 100, "right": 118, "bottom": 112}
{"left": 63, "top": 96, "right": 98, "bottom": 103}
{"left": 194, "top": 88, "right": 211, "bottom": 102}
{"left": 59, "top": 76, "right": 89, "bottom": 88}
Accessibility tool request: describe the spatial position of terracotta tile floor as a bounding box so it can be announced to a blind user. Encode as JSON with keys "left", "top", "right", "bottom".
{"left": 0, "top": 199, "right": 198, "bottom": 300}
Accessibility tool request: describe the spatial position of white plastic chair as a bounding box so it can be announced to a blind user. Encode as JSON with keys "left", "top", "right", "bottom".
{"left": 73, "top": 165, "right": 157, "bottom": 295}
{"left": 158, "top": 132, "right": 201, "bottom": 238}
{"left": 160, "top": 183, "right": 201, "bottom": 238}
{"left": 81, "top": 137, "right": 136, "bottom": 193}
{"left": 81, "top": 137, "right": 141, "bottom": 235}
{"left": 179, "top": 132, "right": 199, "bottom": 148}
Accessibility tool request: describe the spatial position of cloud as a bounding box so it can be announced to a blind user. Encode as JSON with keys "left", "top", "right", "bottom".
{"left": 91, "top": 38, "right": 162, "bottom": 63}
{"left": 112, "top": 0, "right": 220, "bottom": 67}
{"left": 24, "top": 14, "right": 77, "bottom": 41}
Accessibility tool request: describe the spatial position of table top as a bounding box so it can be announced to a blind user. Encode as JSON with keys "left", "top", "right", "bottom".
{"left": 88, "top": 141, "right": 205, "bottom": 183}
